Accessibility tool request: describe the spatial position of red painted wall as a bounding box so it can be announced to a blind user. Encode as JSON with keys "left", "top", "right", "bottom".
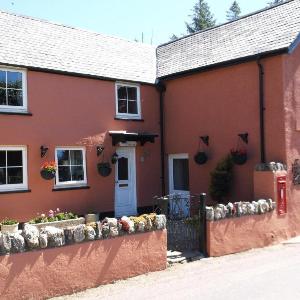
{"left": 0, "top": 230, "right": 167, "bottom": 300}
{"left": 207, "top": 212, "right": 287, "bottom": 257}
{"left": 163, "top": 57, "right": 286, "bottom": 203}
{"left": 0, "top": 71, "right": 161, "bottom": 221}
{"left": 282, "top": 43, "right": 300, "bottom": 233}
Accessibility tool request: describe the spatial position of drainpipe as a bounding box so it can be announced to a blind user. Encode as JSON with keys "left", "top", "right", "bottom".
{"left": 156, "top": 80, "right": 166, "bottom": 195}
{"left": 257, "top": 59, "right": 266, "bottom": 163}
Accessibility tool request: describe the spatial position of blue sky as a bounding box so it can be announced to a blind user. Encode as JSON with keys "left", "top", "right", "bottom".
{"left": 0, "top": 0, "right": 270, "bottom": 45}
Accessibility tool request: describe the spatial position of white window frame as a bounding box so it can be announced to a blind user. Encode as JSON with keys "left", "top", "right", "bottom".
{"left": 54, "top": 147, "right": 87, "bottom": 187}
{"left": 115, "top": 82, "right": 141, "bottom": 119}
{"left": 0, "top": 66, "right": 28, "bottom": 112}
{"left": 0, "top": 146, "right": 28, "bottom": 192}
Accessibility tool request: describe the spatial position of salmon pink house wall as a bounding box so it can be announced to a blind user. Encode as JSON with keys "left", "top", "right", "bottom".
{"left": 0, "top": 70, "right": 161, "bottom": 221}
{"left": 163, "top": 56, "right": 286, "bottom": 203}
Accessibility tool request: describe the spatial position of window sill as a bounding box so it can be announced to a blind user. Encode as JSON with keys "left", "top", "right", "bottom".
{"left": 0, "top": 189, "right": 31, "bottom": 195}
{"left": 114, "top": 117, "right": 144, "bottom": 122}
{"left": 0, "top": 111, "right": 32, "bottom": 116}
{"left": 52, "top": 185, "right": 90, "bottom": 192}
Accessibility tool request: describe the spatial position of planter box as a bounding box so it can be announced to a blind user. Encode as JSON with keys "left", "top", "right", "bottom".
{"left": 24, "top": 217, "right": 85, "bottom": 231}
{"left": 1, "top": 223, "right": 19, "bottom": 234}
{"left": 85, "top": 214, "right": 99, "bottom": 224}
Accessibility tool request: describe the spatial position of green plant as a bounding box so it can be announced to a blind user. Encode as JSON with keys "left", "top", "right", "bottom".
{"left": 1, "top": 218, "right": 18, "bottom": 225}
{"left": 209, "top": 155, "right": 234, "bottom": 204}
{"left": 29, "top": 208, "right": 78, "bottom": 224}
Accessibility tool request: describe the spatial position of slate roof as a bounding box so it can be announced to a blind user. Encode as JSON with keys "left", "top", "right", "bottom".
{"left": 157, "top": 0, "right": 300, "bottom": 79}
{"left": 0, "top": 10, "right": 157, "bottom": 84}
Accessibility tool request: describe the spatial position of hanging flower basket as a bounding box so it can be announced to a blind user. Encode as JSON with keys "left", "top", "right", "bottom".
{"left": 194, "top": 151, "right": 208, "bottom": 165}
{"left": 97, "top": 162, "right": 112, "bottom": 177}
{"left": 40, "top": 161, "right": 56, "bottom": 180}
{"left": 231, "top": 149, "right": 247, "bottom": 165}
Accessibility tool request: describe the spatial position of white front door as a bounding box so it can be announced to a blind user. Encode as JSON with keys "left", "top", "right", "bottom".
{"left": 168, "top": 154, "right": 190, "bottom": 217}
{"left": 115, "top": 147, "right": 137, "bottom": 217}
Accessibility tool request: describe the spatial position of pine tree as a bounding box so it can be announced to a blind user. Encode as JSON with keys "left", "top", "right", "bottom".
{"left": 267, "top": 0, "right": 285, "bottom": 7}
{"left": 226, "top": 1, "right": 241, "bottom": 21}
{"left": 185, "top": 0, "right": 216, "bottom": 34}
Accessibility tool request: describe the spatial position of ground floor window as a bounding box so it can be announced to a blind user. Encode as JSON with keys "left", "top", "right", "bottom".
{"left": 55, "top": 147, "right": 87, "bottom": 187}
{"left": 0, "top": 146, "right": 27, "bottom": 191}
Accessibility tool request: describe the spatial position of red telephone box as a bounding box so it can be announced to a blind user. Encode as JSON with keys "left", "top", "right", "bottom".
{"left": 277, "top": 176, "right": 287, "bottom": 215}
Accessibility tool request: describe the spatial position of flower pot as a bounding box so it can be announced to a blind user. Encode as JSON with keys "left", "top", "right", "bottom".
{"left": 231, "top": 153, "right": 247, "bottom": 165}
{"left": 40, "top": 169, "right": 56, "bottom": 180}
{"left": 194, "top": 151, "right": 208, "bottom": 165}
{"left": 1, "top": 223, "right": 19, "bottom": 234}
{"left": 97, "top": 162, "right": 112, "bottom": 177}
{"left": 85, "top": 213, "right": 99, "bottom": 224}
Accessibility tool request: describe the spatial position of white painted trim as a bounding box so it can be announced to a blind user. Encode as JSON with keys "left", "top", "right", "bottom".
{"left": 115, "top": 82, "right": 141, "bottom": 119}
{"left": 114, "top": 146, "right": 137, "bottom": 217}
{"left": 168, "top": 153, "right": 189, "bottom": 195}
{"left": 0, "top": 146, "right": 28, "bottom": 191}
{"left": 54, "top": 147, "right": 87, "bottom": 188}
{"left": 0, "top": 66, "right": 28, "bottom": 112}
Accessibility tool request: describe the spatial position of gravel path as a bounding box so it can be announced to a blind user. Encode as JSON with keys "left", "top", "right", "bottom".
{"left": 53, "top": 240, "right": 300, "bottom": 300}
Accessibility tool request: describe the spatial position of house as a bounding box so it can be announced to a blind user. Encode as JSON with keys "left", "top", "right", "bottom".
{"left": 0, "top": 10, "right": 160, "bottom": 220}
{"left": 0, "top": 0, "right": 300, "bottom": 230}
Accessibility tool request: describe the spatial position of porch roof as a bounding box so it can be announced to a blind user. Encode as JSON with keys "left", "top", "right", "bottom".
{"left": 109, "top": 131, "right": 158, "bottom": 146}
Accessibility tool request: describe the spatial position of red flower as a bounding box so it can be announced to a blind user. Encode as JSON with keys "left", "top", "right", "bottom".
{"left": 41, "top": 161, "right": 57, "bottom": 172}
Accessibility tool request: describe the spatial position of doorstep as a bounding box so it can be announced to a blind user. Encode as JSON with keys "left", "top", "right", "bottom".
{"left": 167, "top": 250, "right": 204, "bottom": 265}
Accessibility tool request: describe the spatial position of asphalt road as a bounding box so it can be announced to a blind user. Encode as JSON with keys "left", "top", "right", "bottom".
{"left": 54, "top": 239, "right": 300, "bottom": 300}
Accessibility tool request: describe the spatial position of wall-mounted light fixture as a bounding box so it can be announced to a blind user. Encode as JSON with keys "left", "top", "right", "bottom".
{"left": 96, "top": 145, "right": 105, "bottom": 157}
{"left": 111, "top": 152, "right": 118, "bottom": 164}
{"left": 40, "top": 145, "right": 49, "bottom": 158}
{"left": 200, "top": 135, "right": 209, "bottom": 146}
{"left": 238, "top": 133, "right": 249, "bottom": 144}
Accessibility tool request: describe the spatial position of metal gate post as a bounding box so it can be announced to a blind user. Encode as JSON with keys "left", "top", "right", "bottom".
{"left": 199, "top": 193, "right": 208, "bottom": 257}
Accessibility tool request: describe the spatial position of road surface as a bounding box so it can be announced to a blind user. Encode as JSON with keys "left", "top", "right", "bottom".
{"left": 53, "top": 239, "right": 300, "bottom": 300}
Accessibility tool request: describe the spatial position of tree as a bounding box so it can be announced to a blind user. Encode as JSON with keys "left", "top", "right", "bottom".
{"left": 226, "top": 1, "right": 241, "bottom": 21}
{"left": 267, "top": 0, "right": 285, "bottom": 7}
{"left": 169, "top": 34, "right": 179, "bottom": 41}
{"left": 185, "top": 0, "right": 216, "bottom": 34}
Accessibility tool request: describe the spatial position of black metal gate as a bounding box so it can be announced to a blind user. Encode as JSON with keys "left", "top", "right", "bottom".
{"left": 153, "top": 193, "right": 207, "bottom": 255}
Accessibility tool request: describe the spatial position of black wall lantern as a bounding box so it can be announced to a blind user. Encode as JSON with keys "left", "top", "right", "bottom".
{"left": 40, "top": 145, "right": 49, "bottom": 158}
{"left": 111, "top": 152, "right": 118, "bottom": 164}
{"left": 96, "top": 145, "right": 104, "bottom": 157}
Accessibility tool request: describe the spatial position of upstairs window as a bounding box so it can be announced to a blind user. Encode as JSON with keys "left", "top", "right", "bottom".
{"left": 115, "top": 83, "right": 141, "bottom": 119}
{"left": 55, "top": 147, "right": 87, "bottom": 187}
{"left": 0, "top": 147, "right": 28, "bottom": 192}
{"left": 0, "top": 67, "right": 27, "bottom": 112}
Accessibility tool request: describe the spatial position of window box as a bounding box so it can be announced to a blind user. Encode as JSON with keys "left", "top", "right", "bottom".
{"left": 0, "top": 67, "right": 27, "bottom": 113}
{"left": 1, "top": 223, "right": 19, "bottom": 234}
{"left": 24, "top": 217, "right": 85, "bottom": 231}
{"left": 115, "top": 83, "right": 141, "bottom": 119}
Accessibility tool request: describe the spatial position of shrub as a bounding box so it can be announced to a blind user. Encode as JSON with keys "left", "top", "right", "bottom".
{"left": 209, "top": 155, "right": 234, "bottom": 203}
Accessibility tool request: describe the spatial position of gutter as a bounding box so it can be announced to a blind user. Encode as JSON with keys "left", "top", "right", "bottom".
{"left": 156, "top": 80, "right": 167, "bottom": 195}
{"left": 257, "top": 59, "right": 266, "bottom": 163}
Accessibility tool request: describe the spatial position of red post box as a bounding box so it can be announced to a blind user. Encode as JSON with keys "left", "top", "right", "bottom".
{"left": 277, "top": 176, "right": 287, "bottom": 215}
